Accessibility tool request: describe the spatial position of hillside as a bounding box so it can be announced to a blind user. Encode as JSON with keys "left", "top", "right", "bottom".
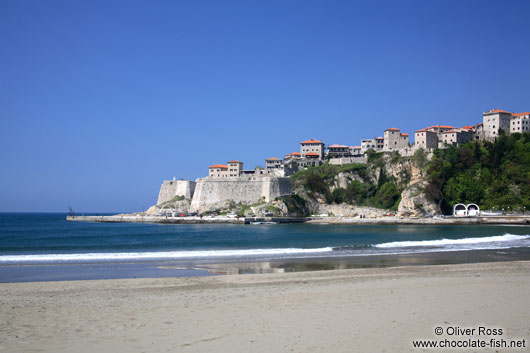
{"left": 279, "top": 132, "right": 530, "bottom": 217}
{"left": 427, "top": 132, "right": 530, "bottom": 214}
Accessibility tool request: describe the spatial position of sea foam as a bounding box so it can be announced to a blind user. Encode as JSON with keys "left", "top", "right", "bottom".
{"left": 0, "top": 247, "right": 334, "bottom": 264}
{"left": 375, "top": 233, "right": 530, "bottom": 248}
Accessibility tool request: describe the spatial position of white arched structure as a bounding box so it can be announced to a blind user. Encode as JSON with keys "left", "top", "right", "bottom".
{"left": 467, "top": 203, "right": 480, "bottom": 216}
{"left": 453, "top": 204, "right": 467, "bottom": 217}
{"left": 453, "top": 203, "right": 481, "bottom": 217}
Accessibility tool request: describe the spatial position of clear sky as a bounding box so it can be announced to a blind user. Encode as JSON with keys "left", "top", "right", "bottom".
{"left": 1, "top": 0, "right": 529, "bottom": 213}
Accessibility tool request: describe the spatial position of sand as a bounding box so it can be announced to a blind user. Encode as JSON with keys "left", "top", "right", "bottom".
{"left": 1, "top": 261, "right": 529, "bottom": 353}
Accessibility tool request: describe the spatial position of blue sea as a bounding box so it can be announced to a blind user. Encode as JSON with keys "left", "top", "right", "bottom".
{"left": 1, "top": 213, "right": 530, "bottom": 267}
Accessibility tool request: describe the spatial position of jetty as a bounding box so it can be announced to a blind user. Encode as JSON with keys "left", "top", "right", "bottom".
{"left": 66, "top": 215, "right": 530, "bottom": 225}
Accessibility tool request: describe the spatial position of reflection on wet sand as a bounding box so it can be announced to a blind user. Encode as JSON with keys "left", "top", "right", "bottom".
{"left": 179, "top": 247, "right": 530, "bottom": 275}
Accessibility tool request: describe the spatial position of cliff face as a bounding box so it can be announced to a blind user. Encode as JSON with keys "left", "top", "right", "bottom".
{"left": 282, "top": 152, "right": 440, "bottom": 217}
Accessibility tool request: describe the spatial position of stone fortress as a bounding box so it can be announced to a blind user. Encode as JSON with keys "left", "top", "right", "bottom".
{"left": 156, "top": 108, "right": 529, "bottom": 212}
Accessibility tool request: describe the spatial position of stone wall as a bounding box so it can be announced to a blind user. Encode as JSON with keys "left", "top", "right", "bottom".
{"left": 190, "top": 176, "right": 291, "bottom": 211}
{"left": 157, "top": 180, "right": 197, "bottom": 205}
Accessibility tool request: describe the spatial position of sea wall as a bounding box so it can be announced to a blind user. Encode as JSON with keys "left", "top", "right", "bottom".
{"left": 157, "top": 180, "right": 196, "bottom": 205}
{"left": 190, "top": 176, "right": 291, "bottom": 211}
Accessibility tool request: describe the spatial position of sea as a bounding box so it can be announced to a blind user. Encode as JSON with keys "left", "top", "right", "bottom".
{"left": 1, "top": 213, "right": 530, "bottom": 282}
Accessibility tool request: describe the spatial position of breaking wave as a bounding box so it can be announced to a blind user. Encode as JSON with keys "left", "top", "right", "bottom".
{"left": 0, "top": 247, "right": 334, "bottom": 264}
{"left": 375, "top": 234, "right": 530, "bottom": 249}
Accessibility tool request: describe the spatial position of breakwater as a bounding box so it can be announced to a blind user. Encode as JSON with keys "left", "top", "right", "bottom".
{"left": 66, "top": 215, "right": 530, "bottom": 225}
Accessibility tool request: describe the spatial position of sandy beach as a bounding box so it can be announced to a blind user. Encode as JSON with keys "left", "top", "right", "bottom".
{"left": 1, "top": 261, "right": 529, "bottom": 353}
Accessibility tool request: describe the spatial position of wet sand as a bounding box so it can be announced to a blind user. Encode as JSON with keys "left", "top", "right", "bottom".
{"left": 1, "top": 261, "right": 529, "bottom": 352}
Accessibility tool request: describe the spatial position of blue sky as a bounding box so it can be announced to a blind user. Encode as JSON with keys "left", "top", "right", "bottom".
{"left": 1, "top": 0, "right": 529, "bottom": 212}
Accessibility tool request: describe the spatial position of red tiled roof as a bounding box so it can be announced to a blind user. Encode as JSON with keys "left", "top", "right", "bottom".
{"left": 352, "top": 146, "right": 361, "bottom": 149}
{"left": 512, "top": 112, "right": 530, "bottom": 117}
{"left": 328, "top": 144, "right": 348, "bottom": 148}
{"left": 266, "top": 157, "right": 281, "bottom": 161}
{"left": 227, "top": 160, "right": 242, "bottom": 164}
{"left": 488, "top": 109, "right": 510, "bottom": 114}
{"left": 289, "top": 152, "right": 301, "bottom": 156}
{"left": 209, "top": 164, "right": 228, "bottom": 169}
{"left": 376, "top": 136, "right": 383, "bottom": 139}
{"left": 400, "top": 133, "right": 409, "bottom": 136}
{"left": 442, "top": 130, "right": 458, "bottom": 134}
{"left": 385, "top": 128, "right": 400, "bottom": 131}
{"left": 415, "top": 129, "right": 437, "bottom": 133}
{"left": 305, "top": 152, "right": 319, "bottom": 157}
{"left": 461, "top": 126, "right": 473, "bottom": 130}
{"left": 300, "top": 139, "right": 322, "bottom": 144}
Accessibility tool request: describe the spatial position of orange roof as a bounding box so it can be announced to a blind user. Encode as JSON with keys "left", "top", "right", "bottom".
{"left": 415, "top": 129, "right": 436, "bottom": 133}
{"left": 209, "top": 164, "right": 228, "bottom": 169}
{"left": 442, "top": 130, "right": 458, "bottom": 134}
{"left": 512, "top": 112, "right": 530, "bottom": 117}
{"left": 289, "top": 152, "right": 301, "bottom": 156}
{"left": 375, "top": 136, "right": 383, "bottom": 139}
{"left": 300, "top": 138, "right": 322, "bottom": 144}
{"left": 227, "top": 160, "right": 242, "bottom": 164}
{"left": 305, "top": 152, "right": 319, "bottom": 156}
{"left": 266, "top": 157, "right": 281, "bottom": 161}
{"left": 461, "top": 125, "right": 473, "bottom": 130}
{"left": 352, "top": 146, "right": 361, "bottom": 149}
{"left": 400, "top": 133, "right": 408, "bottom": 136}
{"left": 476, "top": 123, "right": 483, "bottom": 126}
{"left": 488, "top": 109, "right": 510, "bottom": 114}
{"left": 328, "top": 144, "right": 348, "bottom": 148}
{"left": 385, "top": 128, "right": 400, "bottom": 131}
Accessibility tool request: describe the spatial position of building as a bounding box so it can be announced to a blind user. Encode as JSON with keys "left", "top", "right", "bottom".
{"left": 483, "top": 109, "right": 512, "bottom": 140}
{"left": 208, "top": 164, "right": 228, "bottom": 178}
{"left": 300, "top": 139, "right": 325, "bottom": 159}
{"left": 360, "top": 137, "right": 384, "bottom": 153}
{"left": 284, "top": 152, "right": 301, "bottom": 160}
{"left": 384, "top": 128, "right": 409, "bottom": 151}
{"left": 440, "top": 129, "right": 473, "bottom": 147}
{"left": 327, "top": 144, "right": 351, "bottom": 158}
{"left": 227, "top": 160, "right": 243, "bottom": 177}
{"left": 414, "top": 125, "right": 460, "bottom": 150}
{"left": 414, "top": 129, "right": 438, "bottom": 150}
{"left": 350, "top": 146, "right": 362, "bottom": 156}
{"left": 265, "top": 157, "right": 283, "bottom": 170}
{"left": 510, "top": 112, "right": 530, "bottom": 134}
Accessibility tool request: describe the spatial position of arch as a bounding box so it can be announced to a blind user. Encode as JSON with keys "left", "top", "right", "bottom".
{"left": 453, "top": 204, "right": 467, "bottom": 217}
{"left": 467, "top": 203, "right": 480, "bottom": 217}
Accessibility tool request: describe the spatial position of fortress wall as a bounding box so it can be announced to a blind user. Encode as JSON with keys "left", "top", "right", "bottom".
{"left": 157, "top": 180, "right": 197, "bottom": 205}
{"left": 190, "top": 177, "right": 291, "bottom": 211}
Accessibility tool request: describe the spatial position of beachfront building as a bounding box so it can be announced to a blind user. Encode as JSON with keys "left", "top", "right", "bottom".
{"left": 510, "top": 112, "right": 530, "bottom": 134}
{"left": 300, "top": 139, "right": 325, "bottom": 159}
{"left": 383, "top": 128, "right": 409, "bottom": 151}
{"left": 327, "top": 144, "right": 351, "bottom": 158}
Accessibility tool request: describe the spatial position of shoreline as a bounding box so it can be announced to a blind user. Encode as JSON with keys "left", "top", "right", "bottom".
{"left": 66, "top": 214, "right": 530, "bottom": 225}
{"left": 2, "top": 261, "right": 529, "bottom": 352}
{"left": 3, "top": 247, "right": 530, "bottom": 282}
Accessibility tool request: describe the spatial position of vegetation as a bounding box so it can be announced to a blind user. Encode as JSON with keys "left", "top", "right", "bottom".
{"left": 276, "top": 194, "right": 309, "bottom": 216}
{"left": 426, "top": 132, "right": 530, "bottom": 213}
{"left": 290, "top": 161, "right": 402, "bottom": 210}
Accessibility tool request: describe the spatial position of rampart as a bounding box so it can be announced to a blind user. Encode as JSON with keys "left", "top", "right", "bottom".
{"left": 157, "top": 180, "right": 196, "bottom": 205}
{"left": 190, "top": 176, "right": 291, "bottom": 211}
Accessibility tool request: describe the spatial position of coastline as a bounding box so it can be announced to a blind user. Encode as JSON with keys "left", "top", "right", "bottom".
{"left": 2, "top": 261, "right": 529, "bottom": 352}
{"left": 66, "top": 214, "right": 530, "bottom": 225}
{"left": 3, "top": 247, "right": 530, "bottom": 282}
